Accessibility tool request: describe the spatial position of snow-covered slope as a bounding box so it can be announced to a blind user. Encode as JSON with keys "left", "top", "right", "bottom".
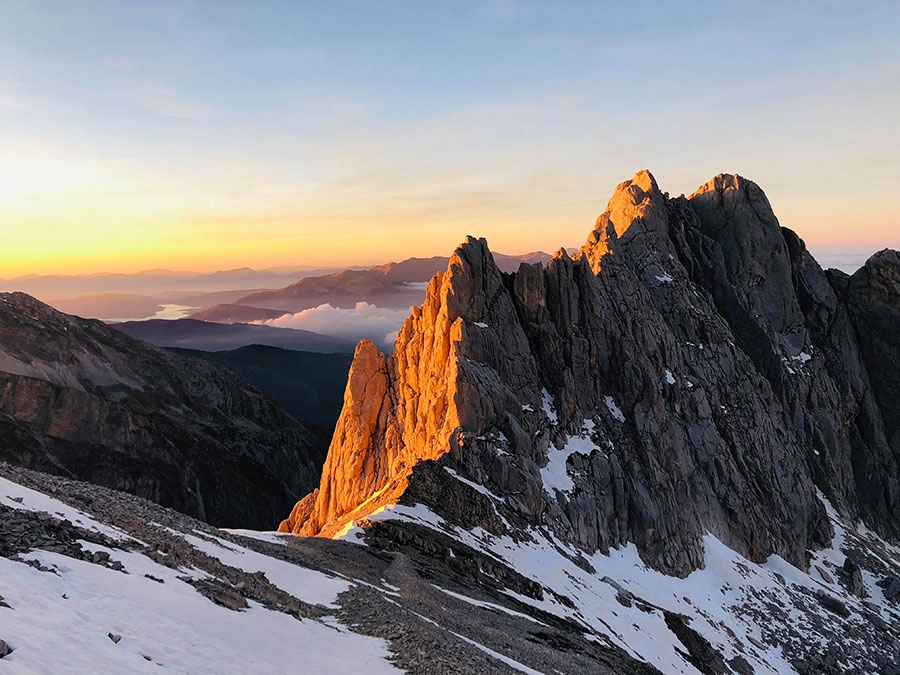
{"left": 354, "top": 478, "right": 900, "bottom": 674}
{"left": 0, "top": 474, "right": 398, "bottom": 674}
{"left": 2, "top": 458, "right": 899, "bottom": 674}
{"left": 0, "top": 463, "right": 653, "bottom": 673}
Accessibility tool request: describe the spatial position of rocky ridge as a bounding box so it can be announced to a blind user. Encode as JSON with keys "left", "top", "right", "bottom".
{"left": 282, "top": 170, "right": 900, "bottom": 582}
{"left": 0, "top": 292, "right": 326, "bottom": 529}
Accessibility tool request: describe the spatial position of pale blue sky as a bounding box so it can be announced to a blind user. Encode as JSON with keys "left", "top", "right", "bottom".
{"left": 1, "top": 1, "right": 898, "bottom": 274}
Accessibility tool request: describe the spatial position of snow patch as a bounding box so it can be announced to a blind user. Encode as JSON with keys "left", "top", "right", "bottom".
{"left": 0, "top": 514, "right": 398, "bottom": 674}
{"left": 541, "top": 388, "right": 557, "bottom": 424}
{"left": 221, "top": 529, "right": 288, "bottom": 546}
{"left": 444, "top": 467, "right": 504, "bottom": 503}
{"left": 434, "top": 586, "right": 548, "bottom": 626}
{"left": 540, "top": 421, "right": 597, "bottom": 495}
{"left": 604, "top": 396, "right": 625, "bottom": 423}
{"left": 367, "top": 492, "right": 900, "bottom": 675}
{"left": 0, "top": 477, "right": 139, "bottom": 544}
{"left": 449, "top": 630, "right": 546, "bottom": 675}
{"left": 180, "top": 531, "right": 352, "bottom": 608}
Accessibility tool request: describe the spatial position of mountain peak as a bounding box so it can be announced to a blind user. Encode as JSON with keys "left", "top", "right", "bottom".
{"left": 690, "top": 172, "right": 751, "bottom": 197}
{"left": 630, "top": 168, "right": 659, "bottom": 193}
{"left": 605, "top": 169, "right": 663, "bottom": 219}
{"left": 688, "top": 172, "right": 776, "bottom": 229}
{"left": 687, "top": 171, "right": 799, "bottom": 332}
{"left": 280, "top": 235, "right": 537, "bottom": 538}
{"left": 281, "top": 169, "right": 900, "bottom": 588}
{"left": 582, "top": 168, "right": 667, "bottom": 271}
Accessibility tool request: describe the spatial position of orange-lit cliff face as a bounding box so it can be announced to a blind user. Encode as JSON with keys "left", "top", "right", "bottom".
{"left": 280, "top": 170, "right": 900, "bottom": 580}
{"left": 582, "top": 169, "right": 669, "bottom": 273}
{"left": 281, "top": 234, "right": 546, "bottom": 538}
{"left": 281, "top": 248, "right": 471, "bottom": 537}
{"left": 281, "top": 170, "right": 685, "bottom": 539}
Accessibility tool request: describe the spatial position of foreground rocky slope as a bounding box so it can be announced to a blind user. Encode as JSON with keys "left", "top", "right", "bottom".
{"left": 0, "top": 293, "right": 325, "bottom": 529}
{"left": 279, "top": 171, "right": 900, "bottom": 671}
{"left": 5, "top": 461, "right": 899, "bottom": 674}
{"left": 0, "top": 463, "right": 661, "bottom": 674}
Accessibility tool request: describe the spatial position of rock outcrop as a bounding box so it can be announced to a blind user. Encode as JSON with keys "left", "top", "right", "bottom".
{"left": 281, "top": 170, "right": 900, "bottom": 579}
{"left": 0, "top": 292, "right": 326, "bottom": 529}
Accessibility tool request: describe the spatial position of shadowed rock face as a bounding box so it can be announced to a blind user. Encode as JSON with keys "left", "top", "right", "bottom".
{"left": 281, "top": 171, "right": 900, "bottom": 577}
{"left": 0, "top": 292, "right": 326, "bottom": 529}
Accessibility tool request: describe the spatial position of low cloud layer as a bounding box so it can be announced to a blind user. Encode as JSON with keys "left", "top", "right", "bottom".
{"left": 808, "top": 247, "right": 884, "bottom": 275}
{"left": 259, "top": 302, "right": 409, "bottom": 347}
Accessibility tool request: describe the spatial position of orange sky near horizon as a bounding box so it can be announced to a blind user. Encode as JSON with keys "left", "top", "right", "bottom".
{"left": 2, "top": 161, "right": 897, "bottom": 278}
{"left": 2, "top": 199, "right": 897, "bottom": 279}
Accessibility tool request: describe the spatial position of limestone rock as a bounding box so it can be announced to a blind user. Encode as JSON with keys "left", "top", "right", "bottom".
{"left": 883, "top": 576, "right": 900, "bottom": 602}
{"left": 283, "top": 171, "right": 900, "bottom": 578}
{"left": 848, "top": 250, "right": 900, "bottom": 454}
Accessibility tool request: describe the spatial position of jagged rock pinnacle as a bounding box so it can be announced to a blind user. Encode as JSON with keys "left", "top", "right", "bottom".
{"left": 281, "top": 171, "right": 900, "bottom": 580}
{"left": 582, "top": 169, "right": 669, "bottom": 272}
{"left": 689, "top": 172, "right": 802, "bottom": 333}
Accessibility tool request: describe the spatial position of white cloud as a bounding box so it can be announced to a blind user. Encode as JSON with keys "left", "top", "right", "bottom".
{"left": 259, "top": 302, "right": 409, "bottom": 347}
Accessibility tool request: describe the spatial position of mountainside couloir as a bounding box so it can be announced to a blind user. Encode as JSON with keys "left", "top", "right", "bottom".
{"left": 282, "top": 170, "right": 900, "bottom": 580}
{"left": 0, "top": 292, "right": 326, "bottom": 529}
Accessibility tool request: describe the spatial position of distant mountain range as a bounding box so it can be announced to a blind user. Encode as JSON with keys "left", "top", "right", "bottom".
{"left": 188, "top": 304, "right": 290, "bottom": 323}
{"left": 1, "top": 253, "right": 554, "bottom": 325}
{"left": 0, "top": 266, "right": 361, "bottom": 299}
{"left": 113, "top": 318, "right": 357, "bottom": 353}
{"left": 47, "top": 289, "right": 267, "bottom": 322}
{"left": 202, "top": 251, "right": 554, "bottom": 322}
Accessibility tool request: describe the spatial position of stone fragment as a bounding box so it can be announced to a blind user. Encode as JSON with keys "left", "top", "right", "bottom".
{"left": 204, "top": 587, "right": 248, "bottom": 611}
{"left": 817, "top": 592, "right": 849, "bottom": 618}
{"left": 815, "top": 565, "right": 834, "bottom": 585}
{"left": 841, "top": 557, "right": 866, "bottom": 598}
{"left": 883, "top": 577, "right": 900, "bottom": 602}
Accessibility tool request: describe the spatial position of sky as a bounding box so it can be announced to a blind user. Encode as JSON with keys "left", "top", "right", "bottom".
{"left": 0, "top": 1, "right": 898, "bottom": 276}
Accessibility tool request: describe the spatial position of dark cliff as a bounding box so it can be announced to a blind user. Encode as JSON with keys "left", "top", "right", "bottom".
{"left": 0, "top": 292, "right": 326, "bottom": 529}
{"left": 282, "top": 170, "right": 900, "bottom": 579}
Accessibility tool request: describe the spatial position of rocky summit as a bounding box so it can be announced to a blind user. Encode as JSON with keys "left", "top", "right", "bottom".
{"left": 0, "top": 292, "right": 326, "bottom": 529}
{"left": 277, "top": 170, "right": 900, "bottom": 672}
